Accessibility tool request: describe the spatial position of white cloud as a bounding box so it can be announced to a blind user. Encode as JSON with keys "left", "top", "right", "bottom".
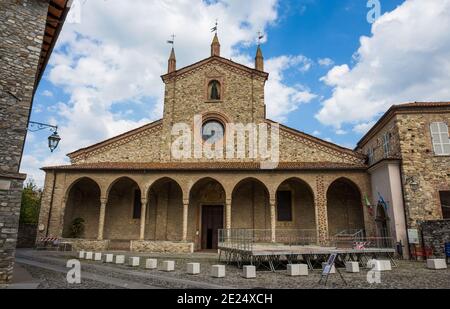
{"left": 335, "top": 129, "right": 347, "bottom": 135}
{"left": 22, "top": 0, "right": 306, "bottom": 186}
{"left": 316, "top": 0, "right": 450, "bottom": 130}
{"left": 41, "top": 90, "right": 53, "bottom": 97}
{"left": 318, "top": 58, "right": 334, "bottom": 67}
{"left": 353, "top": 121, "right": 376, "bottom": 134}
{"left": 312, "top": 130, "right": 321, "bottom": 136}
{"left": 265, "top": 55, "right": 317, "bottom": 122}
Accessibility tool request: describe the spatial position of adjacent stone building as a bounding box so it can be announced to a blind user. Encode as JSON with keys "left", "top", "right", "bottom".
{"left": 0, "top": 0, "right": 69, "bottom": 284}
{"left": 356, "top": 102, "right": 450, "bottom": 256}
{"left": 37, "top": 34, "right": 450, "bottom": 257}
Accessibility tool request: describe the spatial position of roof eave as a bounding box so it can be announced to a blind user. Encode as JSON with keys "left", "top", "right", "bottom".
{"left": 160, "top": 56, "right": 269, "bottom": 83}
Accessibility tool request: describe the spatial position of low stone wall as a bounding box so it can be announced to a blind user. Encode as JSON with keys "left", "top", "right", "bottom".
{"left": 62, "top": 239, "right": 110, "bottom": 252}
{"left": 131, "top": 241, "right": 194, "bottom": 254}
{"left": 421, "top": 220, "right": 450, "bottom": 257}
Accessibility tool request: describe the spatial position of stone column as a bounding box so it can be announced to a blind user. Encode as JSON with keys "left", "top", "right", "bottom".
{"left": 225, "top": 198, "right": 232, "bottom": 230}
{"left": 270, "top": 198, "right": 276, "bottom": 242}
{"left": 57, "top": 197, "right": 67, "bottom": 237}
{"left": 182, "top": 199, "right": 189, "bottom": 242}
{"left": 97, "top": 198, "right": 107, "bottom": 240}
{"left": 140, "top": 197, "right": 148, "bottom": 240}
{"left": 315, "top": 175, "right": 328, "bottom": 244}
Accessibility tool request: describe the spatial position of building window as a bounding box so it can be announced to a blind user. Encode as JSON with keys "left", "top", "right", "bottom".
{"left": 440, "top": 191, "right": 450, "bottom": 219}
{"left": 132, "top": 189, "right": 142, "bottom": 219}
{"left": 208, "top": 80, "right": 221, "bottom": 101}
{"left": 382, "top": 133, "right": 390, "bottom": 157}
{"left": 367, "top": 147, "right": 374, "bottom": 165}
{"left": 430, "top": 122, "right": 450, "bottom": 156}
{"left": 202, "top": 120, "right": 224, "bottom": 143}
{"left": 277, "top": 191, "right": 293, "bottom": 222}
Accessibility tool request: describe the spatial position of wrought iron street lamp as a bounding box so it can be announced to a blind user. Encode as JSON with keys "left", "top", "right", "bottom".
{"left": 28, "top": 121, "right": 61, "bottom": 152}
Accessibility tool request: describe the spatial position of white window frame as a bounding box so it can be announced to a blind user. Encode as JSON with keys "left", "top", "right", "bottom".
{"left": 430, "top": 122, "right": 450, "bottom": 156}
{"left": 382, "top": 133, "right": 390, "bottom": 158}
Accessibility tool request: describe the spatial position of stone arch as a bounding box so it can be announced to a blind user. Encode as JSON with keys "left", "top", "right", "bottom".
{"left": 326, "top": 177, "right": 365, "bottom": 236}
{"left": 64, "top": 176, "right": 103, "bottom": 201}
{"left": 189, "top": 177, "right": 227, "bottom": 250}
{"left": 105, "top": 175, "right": 143, "bottom": 200}
{"left": 62, "top": 177, "right": 101, "bottom": 239}
{"left": 103, "top": 177, "right": 141, "bottom": 240}
{"left": 145, "top": 177, "right": 184, "bottom": 241}
{"left": 231, "top": 177, "right": 271, "bottom": 230}
{"left": 188, "top": 176, "right": 227, "bottom": 199}
{"left": 144, "top": 177, "right": 186, "bottom": 201}
{"left": 275, "top": 177, "right": 316, "bottom": 232}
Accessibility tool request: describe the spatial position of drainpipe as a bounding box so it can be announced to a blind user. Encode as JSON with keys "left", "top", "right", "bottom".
{"left": 399, "top": 165, "right": 412, "bottom": 259}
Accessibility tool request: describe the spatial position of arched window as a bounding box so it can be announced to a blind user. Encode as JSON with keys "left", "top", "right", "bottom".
{"left": 208, "top": 80, "right": 221, "bottom": 101}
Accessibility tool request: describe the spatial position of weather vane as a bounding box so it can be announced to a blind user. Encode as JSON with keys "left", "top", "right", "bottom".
{"left": 167, "top": 34, "right": 175, "bottom": 46}
{"left": 257, "top": 31, "right": 265, "bottom": 44}
{"left": 211, "top": 19, "right": 218, "bottom": 33}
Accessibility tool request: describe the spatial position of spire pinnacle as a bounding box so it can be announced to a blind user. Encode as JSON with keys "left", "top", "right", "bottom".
{"left": 168, "top": 47, "right": 176, "bottom": 73}
{"left": 255, "top": 45, "right": 264, "bottom": 71}
{"left": 211, "top": 33, "right": 221, "bottom": 57}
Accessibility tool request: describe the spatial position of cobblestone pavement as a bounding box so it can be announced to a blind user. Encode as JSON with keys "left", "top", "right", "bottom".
{"left": 14, "top": 249, "right": 450, "bottom": 289}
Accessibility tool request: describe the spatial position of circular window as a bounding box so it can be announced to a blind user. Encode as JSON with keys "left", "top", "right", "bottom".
{"left": 202, "top": 120, "right": 224, "bottom": 143}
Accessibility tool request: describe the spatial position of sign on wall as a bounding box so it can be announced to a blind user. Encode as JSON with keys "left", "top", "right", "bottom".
{"left": 408, "top": 229, "right": 420, "bottom": 244}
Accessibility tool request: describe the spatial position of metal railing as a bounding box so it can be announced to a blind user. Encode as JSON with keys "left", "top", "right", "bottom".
{"left": 218, "top": 228, "right": 395, "bottom": 251}
{"left": 218, "top": 229, "right": 319, "bottom": 251}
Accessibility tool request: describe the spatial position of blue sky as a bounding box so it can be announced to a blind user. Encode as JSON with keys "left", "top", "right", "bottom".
{"left": 23, "top": 0, "right": 450, "bottom": 185}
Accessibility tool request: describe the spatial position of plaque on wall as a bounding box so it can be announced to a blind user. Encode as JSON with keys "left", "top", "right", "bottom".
{"left": 408, "top": 229, "right": 420, "bottom": 244}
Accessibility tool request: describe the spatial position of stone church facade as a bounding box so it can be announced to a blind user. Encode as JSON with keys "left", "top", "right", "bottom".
{"left": 38, "top": 35, "right": 450, "bottom": 255}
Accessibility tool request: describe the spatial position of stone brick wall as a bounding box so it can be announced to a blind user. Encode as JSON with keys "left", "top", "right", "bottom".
{"left": 0, "top": 178, "right": 24, "bottom": 282}
{"left": 0, "top": 0, "right": 48, "bottom": 284}
{"left": 131, "top": 240, "right": 194, "bottom": 254}
{"left": 65, "top": 239, "right": 110, "bottom": 252}
{"left": 359, "top": 117, "right": 402, "bottom": 164}
{"left": 421, "top": 220, "right": 450, "bottom": 258}
{"left": 72, "top": 123, "right": 163, "bottom": 164}
{"left": 357, "top": 108, "right": 450, "bottom": 232}
{"left": 159, "top": 59, "right": 267, "bottom": 163}
{"left": 397, "top": 112, "right": 450, "bottom": 227}
{"left": 67, "top": 52, "right": 366, "bottom": 167}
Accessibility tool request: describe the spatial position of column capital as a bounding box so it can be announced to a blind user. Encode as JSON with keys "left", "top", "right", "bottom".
{"left": 141, "top": 198, "right": 148, "bottom": 205}
{"left": 183, "top": 199, "right": 189, "bottom": 206}
{"left": 100, "top": 197, "right": 108, "bottom": 205}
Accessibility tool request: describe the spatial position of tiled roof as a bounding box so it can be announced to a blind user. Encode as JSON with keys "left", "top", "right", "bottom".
{"left": 161, "top": 55, "right": 269, "bottom": 82}
{"left": 42, "top": 161, "right": 367, "bottom": 172}
{"left": 357, "top": 102, "right": 450, "bottom": 148}
{"left": 36, "top": 0, "right": 71, "bottom": 92}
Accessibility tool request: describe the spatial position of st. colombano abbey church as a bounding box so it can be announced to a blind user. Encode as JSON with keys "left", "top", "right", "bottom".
{"left": 38, "top": 33, "right": 450, "bottom": 257}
